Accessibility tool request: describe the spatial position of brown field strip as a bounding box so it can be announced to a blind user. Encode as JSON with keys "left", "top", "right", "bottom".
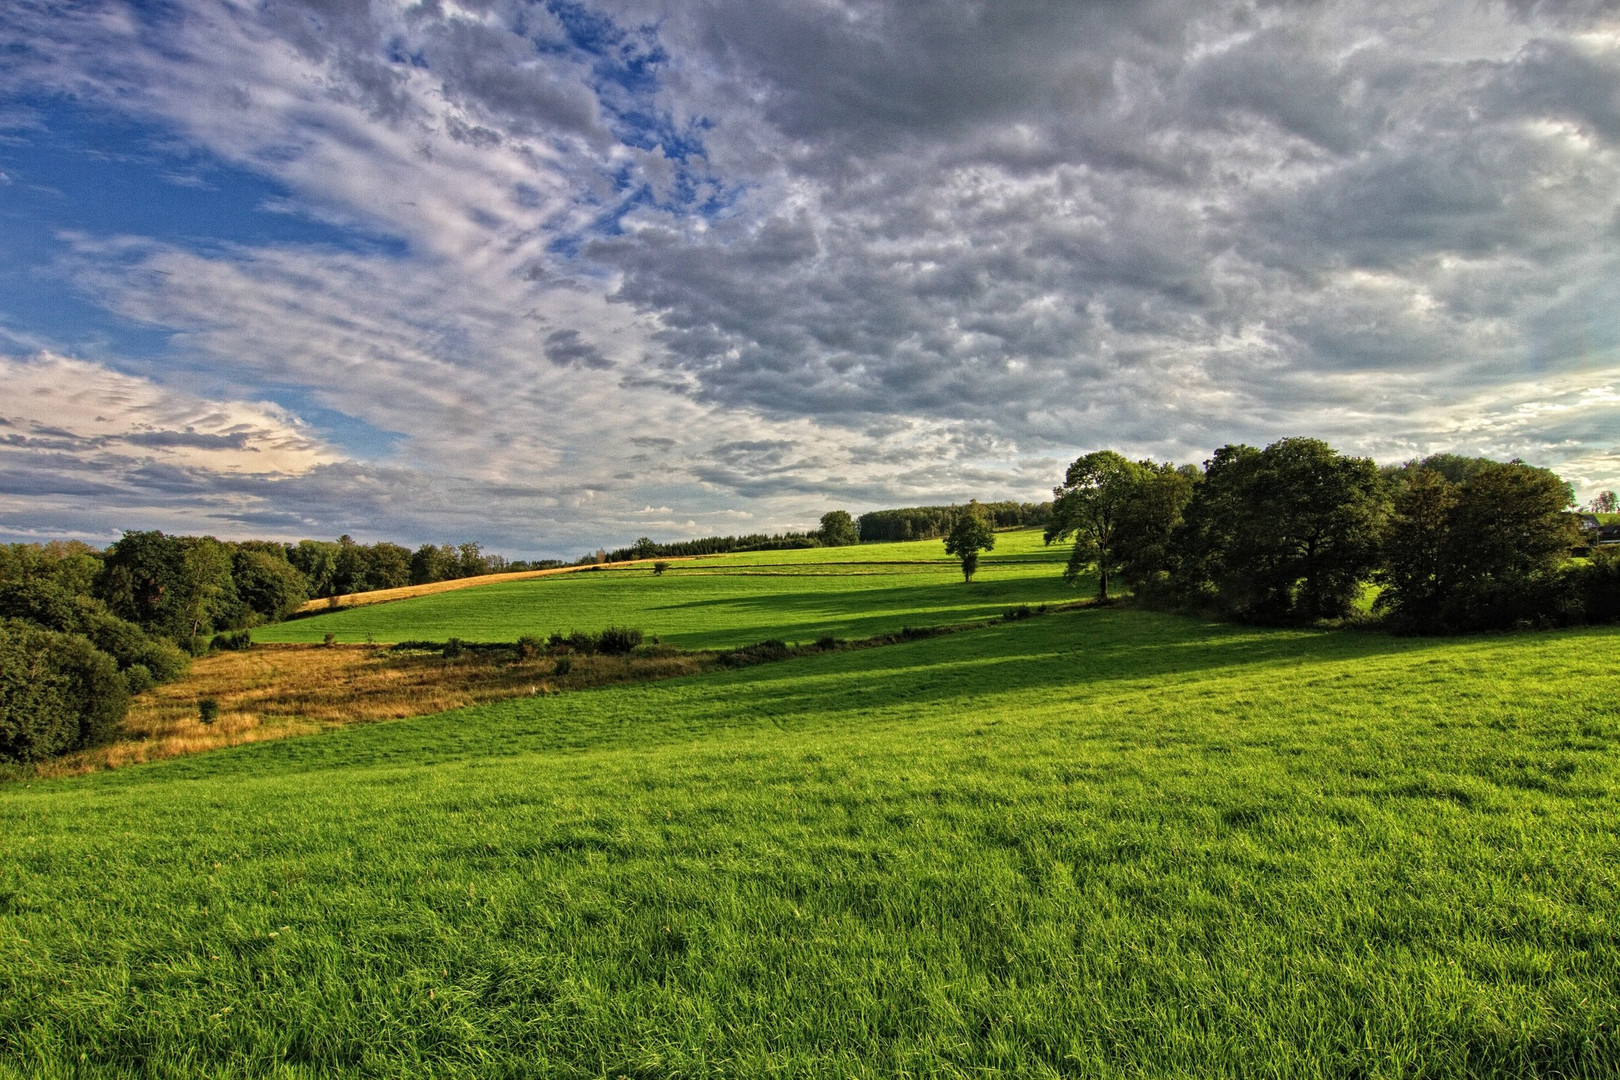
{"left": 29, "top": 642, "right": 710, "bottom": 779}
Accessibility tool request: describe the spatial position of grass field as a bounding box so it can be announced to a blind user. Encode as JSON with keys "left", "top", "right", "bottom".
{"left": 3, "top": 591, "right": 1619, "bottom": 1076}
{"left": 254, "top": 530, "right": 1075, "bottom": 648}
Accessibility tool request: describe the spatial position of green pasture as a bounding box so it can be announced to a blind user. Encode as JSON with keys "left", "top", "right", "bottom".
{"left": 4, "top": 602, "right": 1619, "bottom": 1077}
{"left": 253, "top": 529, "right": 1076, "bottom": 648}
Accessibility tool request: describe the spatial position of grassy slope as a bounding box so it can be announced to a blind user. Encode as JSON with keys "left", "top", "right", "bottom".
{"left": 3, "top": 604, "right": 1618, "bottom": 1077}
{"left": 255, "top": 530, "right": 1074, "bottom": 648}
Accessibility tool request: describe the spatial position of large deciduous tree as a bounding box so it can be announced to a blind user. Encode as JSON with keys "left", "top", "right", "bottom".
{"left": 1046, "top": 453, "right": 1196, "bottom": 601}
{"left": 1045, "top": 451, "right": 1142, "bottom": 600}
{"left": 1173, "top": 438, "right": 1386, "bottom": 622}
{"left": 1380, "top": 460, "right": 1578, "bottom": 632}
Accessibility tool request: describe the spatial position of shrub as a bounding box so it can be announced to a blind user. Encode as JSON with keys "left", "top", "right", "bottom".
{"left": 565, "top": 630, "right": 597, "bottom": 655}
{"left": 815, "top": 635, "right": 839, "bottom": 651}
{"left": 1003, "top": 605, "right": 1035, "bottom": 621}
{"left": 652, "top": 561, "right": 670, "bottom": 576}
{"left": 515, "top": 634, "right": 543, "bottom": 661}
{"left": 553, "top": 656, "right": 572, "bottom": 676}
{"left": 596, "top": 627, "right": 643, "bottom": 655}
{"left": 212, "top": 628, "right": 253, "bottom": 652}
{"left": 123, "top": 663, "right": 155, "bottom": 695}
{"left": 323, "top": 632, "right": 337, "bottom": 647}
{"left": 81, "top": 611, "right": 189, "bottom": 682}
{"left": 1574, "top": 549, "right": 1620, "bottom": 624}
{"left": 721, "top": 639, "right": 790, "bottom": 666}
{"left": 0, "top": 621, "right": 129, "bottom": 763}
{"left": 442, "top": 637, "right": 466, "bottom": 659}
{"left": 198, "top": 698, "right": 220, "bottom": 725}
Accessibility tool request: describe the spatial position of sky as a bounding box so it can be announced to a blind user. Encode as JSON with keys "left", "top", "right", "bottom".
{"left": 2, "top": 0, "right": 1618, "bottom": 558}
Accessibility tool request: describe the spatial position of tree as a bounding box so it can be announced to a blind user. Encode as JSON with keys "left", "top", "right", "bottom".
{"left": 364, "top": 542, "right": 412, "bottom": 590}
{"left": 818, "top": 511, "right": 859, "bottom": 547}
{"left": 409, "top": 544, "right": 454, "bottom": 585}
{"left": 231, "top": 549, "right": 310, "bottom": 623}
{"left": 457, "top": 542, "right": 488, "bottom": 578}
{"left": 1111, "top": 463, "right": 1199, "bottom": 599}
{"left": 288, "top": 540, "right": 341, "bottom": 597}
{"left": 943, "top": 504, "right": 996, "bottom": 583}
{"left": 1045, "top": 451, "right": 1146, "bottom": 600}
{"left": 1379, "top": 460, "right": 1577, "bottom": 632}
{"left": 1172, "top": 439, "right": 1386, "bottom": 622}
{"left": 1375, "top": 467, "right": 1458, "bottom": 631}
{"left": 1590, "top": 490, "right": 1618, "bottom": 514}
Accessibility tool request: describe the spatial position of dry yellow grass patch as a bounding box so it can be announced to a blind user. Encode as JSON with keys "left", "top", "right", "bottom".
{"left": 33, "top": 642, "right": 713, "bottom": 778}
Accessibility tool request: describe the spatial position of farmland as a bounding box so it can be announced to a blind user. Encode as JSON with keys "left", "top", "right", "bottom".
{"left": 2, "top": 533, "right": 1619, "bottom": 1076}
{"left": 254, "top": 530, "right": 1075, "bottom": 648}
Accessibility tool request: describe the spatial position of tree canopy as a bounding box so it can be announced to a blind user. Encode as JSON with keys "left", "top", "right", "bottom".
{"left": 818, "top": 511, "right": 860, "bottom": 547}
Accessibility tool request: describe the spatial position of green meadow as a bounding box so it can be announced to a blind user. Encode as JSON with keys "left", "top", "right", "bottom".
{"left": 254, "top": 530, "right": 1074, "bottom": 648}
{"left": 4, "top": 554, "right": 1620, "bottom": 1076}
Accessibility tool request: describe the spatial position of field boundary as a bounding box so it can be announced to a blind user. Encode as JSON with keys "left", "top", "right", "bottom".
{"left": 291, "top": 555, "right": 702, "bottom": 614}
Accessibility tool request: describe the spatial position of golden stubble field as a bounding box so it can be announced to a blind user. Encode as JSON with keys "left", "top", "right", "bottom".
{"left": 33, "top": 643, "right": 710, "bottom": 778}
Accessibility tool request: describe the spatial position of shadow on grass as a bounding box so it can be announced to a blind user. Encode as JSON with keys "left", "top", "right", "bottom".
{"left": 80, "top": 604, "right": 1566, "bottom": 790}
{"left": 641, "top": 577, "right": 1085, "bottom": 649}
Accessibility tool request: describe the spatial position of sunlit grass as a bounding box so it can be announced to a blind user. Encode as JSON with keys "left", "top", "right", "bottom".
{"left": 256, "top": 529, "right": 1077, "bottom": 647}
{"left": 3, "top": 606, "right": 1618, "bottom": 1076}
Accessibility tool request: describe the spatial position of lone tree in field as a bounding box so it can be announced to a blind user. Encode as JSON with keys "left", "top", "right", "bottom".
{"left": 944, "top": 504, "right": 995, "bottom": 583}
{"left": 817, "top": 510, "right": 860, "bottom": 547}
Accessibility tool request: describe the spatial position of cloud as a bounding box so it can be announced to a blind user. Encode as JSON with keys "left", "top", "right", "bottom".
{"left": 0, "top": 352, "right": 335, "bottom": 474}
{"left": 2, "top": 0, "right": 1619, "bottom": 553}
{"left": 543, "top": 328, "right": 615, "bottom": 370}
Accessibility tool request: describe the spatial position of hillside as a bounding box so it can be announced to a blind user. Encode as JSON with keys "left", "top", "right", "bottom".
{"left": 3, "top": 571, "right": 1618, "bottom": 1074}
{"left": 255, "top": 530, "right": 1075, "bottom": 648}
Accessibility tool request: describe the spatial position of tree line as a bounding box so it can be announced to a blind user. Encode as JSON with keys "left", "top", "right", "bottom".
{"left": 1042, "top": 440, "right": 1620, "bottom": 633}
{"left": 857, "top": 501, "right": 1052, "bottom": 543}
{"left": 0, "top": 531, "right": 546, "bottom": 765}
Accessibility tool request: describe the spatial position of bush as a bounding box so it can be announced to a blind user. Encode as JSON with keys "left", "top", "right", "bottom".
{"left": 652, "top": 561, "right": 670, "bottom": 576}
{"left": 596, "top": 627, "right": 643, "bottom": 655}
{"left": 553, "top": 656, "right": 572, "bottom": 676}
{"left": 515, "top": 634, "right": 543, "bottom": 661}
{"left": 815, "top": 635, "right": 839, "bottom": 651}
{"left": 442, "top": 637, "right": 466, "bottom": 659}
{"left": 0, "top": 620, "right": 129, "bottom": 763}
{"left": 81, "top": 610, "right": 189, "bottom": 682}
{"left": 212, "top": 628, "right": 253, "bottom": 652}
{"left": 1574, "top": 549, "right": 1620, "bottom": 624}
{"left": 721, "top": 639, "right": 791, "bottom": 666}
{"left": 1003, "top": 605, "right": 1035, "bottom": 621}
{"left": 198, "top": 698, "right": 220, "bottom": 725}
{"left": 1436, "top": 569, "right": 1579, "bottom": 633}
{"left": 123, "top": 663, "right": 155, "bottom": 695}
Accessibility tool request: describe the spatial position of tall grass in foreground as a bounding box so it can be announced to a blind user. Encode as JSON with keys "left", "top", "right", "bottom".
{"left": 2, "top": 608, "right": 1618, "bottom": 1077}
